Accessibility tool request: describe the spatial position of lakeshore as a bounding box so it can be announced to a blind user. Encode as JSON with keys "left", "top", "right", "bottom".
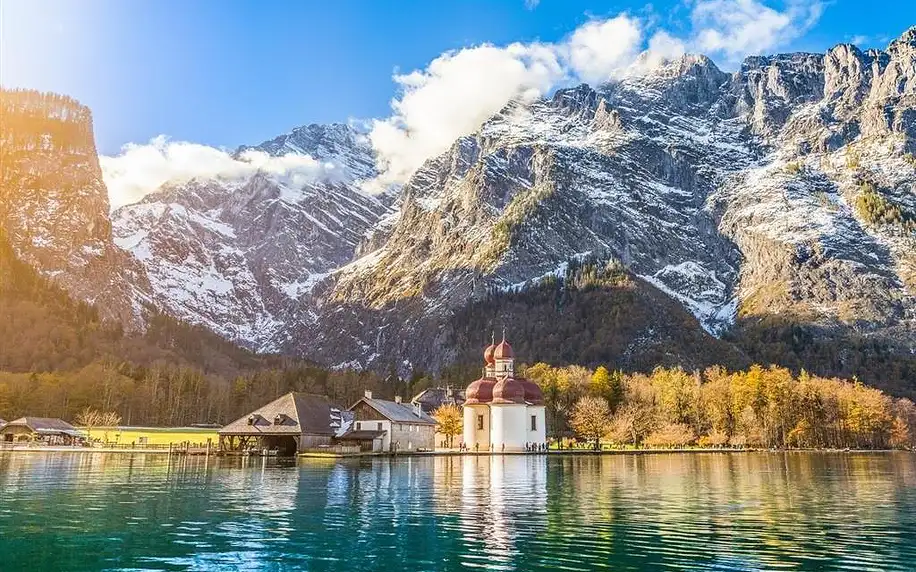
{"left": 1, "top": 444, "right": 907, "bottom": 457}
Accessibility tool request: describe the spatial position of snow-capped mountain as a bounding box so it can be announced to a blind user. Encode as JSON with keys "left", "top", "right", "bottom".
{"left": 111, "top": 124, "right": 392, "bottom": 350}
{"left": 8, "top": 30, "right": 913, "bottom": 379}
{"left": 309, "top": 31, "right": 916, "bottom": 370}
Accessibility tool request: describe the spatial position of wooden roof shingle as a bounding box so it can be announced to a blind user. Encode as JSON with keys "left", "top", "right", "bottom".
{"left": 350, "top": 397, "right": 438, "bottom": 425}
{"left": 2, "top": 417, "right": 77, "bottom": 432}
{"left": 219, "top": 393, "right": 337, "bottom": 436}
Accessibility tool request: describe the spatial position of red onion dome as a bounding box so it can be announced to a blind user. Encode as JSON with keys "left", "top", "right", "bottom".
{"left": 465, "top": 378, "right": 495, "bottom": 405}
{"left": 492, "top": 377, "right": 526, "bottom": 404}
{"left": 484, "top": 344, "right": 496, "bottom": 364}
{"left": 494, "top": 340, "right": 513, "bottom": 359}
{"left": 520, "top": 379, "right": 545, "bottom": 405}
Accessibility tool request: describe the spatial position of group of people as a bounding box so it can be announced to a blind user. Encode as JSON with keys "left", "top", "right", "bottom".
{"left": 452, "top": 442, "right": 549, "bottom": 453}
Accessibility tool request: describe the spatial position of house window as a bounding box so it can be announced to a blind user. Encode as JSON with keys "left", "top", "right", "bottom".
{"left": 531, "top": 415, "right": 537, "bottom": 431}
{"left": 377, "top": 422, "right": 383, "bottom": 431}
{"left": 356, "top": 422, "right": 361, "bottom": 430}
{"left": 477, "top": 415, "right": 484, "bottom": 430}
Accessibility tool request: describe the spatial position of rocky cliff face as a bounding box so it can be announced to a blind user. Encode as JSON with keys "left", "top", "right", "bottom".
{"left": 0, "top": 89, "right": 148, "bottom": 325}
{"left": 111, "top": 124, "right": 392, "bottom": 350}
{"left": 305, "top": 31, "right": 915, "bottom": 371}
{"left": 716, "top": 35, "right": 916, "bottom": 343}
{"left": 23, "top": 31, "right": 911, "bottom": 379}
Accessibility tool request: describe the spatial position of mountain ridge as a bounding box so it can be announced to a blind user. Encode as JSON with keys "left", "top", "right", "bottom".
{"left": 2, "top": 30, "right": 915, "bottom": 393}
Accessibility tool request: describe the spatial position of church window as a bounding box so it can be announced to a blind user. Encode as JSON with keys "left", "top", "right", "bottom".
{"left": 531, "top": 415, "right": 537, "bottom": 431}
{"left": 477, "top": 415, "right": 484, "bottom": 430}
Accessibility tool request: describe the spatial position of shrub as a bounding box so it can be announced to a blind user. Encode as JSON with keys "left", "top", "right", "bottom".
{"left": 854, "top": 182, "right": 904, "bottom": 225}
{"left": 846, "top": 150, "right": 861, "bottom": 170}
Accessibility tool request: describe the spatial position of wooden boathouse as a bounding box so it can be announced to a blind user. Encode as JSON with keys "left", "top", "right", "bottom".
{"left": 0, "top": 417, "right": 84, "bottom": 445}
{"left": 218, "top": 392, "right": 340, "bottom": 455}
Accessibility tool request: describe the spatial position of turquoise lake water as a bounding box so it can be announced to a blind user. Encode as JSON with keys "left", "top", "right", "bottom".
{"left": 0, "top": 452, "right": 914, "bottom": 571}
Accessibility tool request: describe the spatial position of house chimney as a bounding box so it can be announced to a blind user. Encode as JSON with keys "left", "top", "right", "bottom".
{"left": 415, "top": 403, "right": 423, "bottom": 418}
{"left": 364, "top": 390, "right": 373, "bottom": 399}
{"left": 395, "top": 395, "right": 402, "bottom": 404}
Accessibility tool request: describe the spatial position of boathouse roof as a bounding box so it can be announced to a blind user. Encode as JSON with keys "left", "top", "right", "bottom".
{"left": 219, "top": 393, "right": 339, "bottom": 436}
{"left": 1, "top": 417, "right": 83, "bottom": 437}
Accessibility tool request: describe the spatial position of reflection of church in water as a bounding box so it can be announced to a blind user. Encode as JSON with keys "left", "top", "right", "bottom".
{"left": 463, "top": 335, "right": 547, "bottom": 451}
{"left": 456, "top": 455, "right": 548, "bottom": 567}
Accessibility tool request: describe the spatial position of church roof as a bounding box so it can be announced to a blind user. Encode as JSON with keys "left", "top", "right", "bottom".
{"left": 465, "top": 378, "right": 495, "bottom": 405}
{"left": 492, "top": 377, "right": 526, "bottom": 404}
{"left": 494, "top": 340, "right": 513, "bottom": 359}
{"left": 484, "top": 344, "right": 496, "bottom": 364}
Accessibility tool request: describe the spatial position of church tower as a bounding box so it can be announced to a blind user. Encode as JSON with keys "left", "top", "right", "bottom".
{"left": 493, "top": 332, "right": 514, "bottom": 378}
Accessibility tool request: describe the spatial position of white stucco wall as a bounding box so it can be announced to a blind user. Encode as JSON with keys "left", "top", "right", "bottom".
{"left": 526, "top": 405, "right": 546, "bottom": 446}
{"left": 463, "top": 405, "right": 490, "bottom": 450}
{"left": 490, "top": 404, "right": 528, "bottom": 452}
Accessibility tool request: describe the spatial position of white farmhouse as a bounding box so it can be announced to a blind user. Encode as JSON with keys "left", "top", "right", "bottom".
{"left": 462, "top": 335, "right": 547, "bottom": 452}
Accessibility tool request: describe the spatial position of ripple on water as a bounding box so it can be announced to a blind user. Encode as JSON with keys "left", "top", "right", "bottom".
{"left": 0, "top": 452, "right": 914, "bottom": 571}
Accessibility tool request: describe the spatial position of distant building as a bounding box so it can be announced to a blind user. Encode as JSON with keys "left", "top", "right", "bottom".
{"left": 411, "top": 387, "right": 464, "bottom": 449}
{"left": 411, "top": 387, "right": 465, "bottom": 414}
{"left": 463, "top": 335, "right": 547, "bottom": 452}
{"left": 343, "top": 391, "right": 437, "bottom": 452}
{"left": 0, "top": 419, "right": 6, "bottom": 429}
{"left": 0, "top": 417, "right": 84, "bottom": 445}
{"left": 218, "top": 393, "right": 341, "bottom": 455}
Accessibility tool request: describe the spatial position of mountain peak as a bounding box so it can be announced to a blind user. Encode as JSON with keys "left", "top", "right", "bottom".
{"left": 887, "top": 26, "right": 916, "bottom": 57}
{"left": 235, "top": 122, "right": 377, "bottom": 182}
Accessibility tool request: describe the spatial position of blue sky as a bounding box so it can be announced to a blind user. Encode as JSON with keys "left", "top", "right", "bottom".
{"left": 1, "top": 0, "right": 914, "bottom": 157}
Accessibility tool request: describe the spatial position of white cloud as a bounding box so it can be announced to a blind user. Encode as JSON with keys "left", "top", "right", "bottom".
{"left": 565, "top": 16, "right": 643, "bottom": 84}
{"left": 101, "top": 136, "right": 337, "bottom": 210}
{"left": 369, "top": 2, "right": 825, "bottom": 186}
{"left": 691, "top": 0, "right": 823, "bottom": 62}
{"left": 370, "top": 15, "right": 642, "bottom": 186}
{"left": 369, "top": 42, "right": 567, "bottom": 186}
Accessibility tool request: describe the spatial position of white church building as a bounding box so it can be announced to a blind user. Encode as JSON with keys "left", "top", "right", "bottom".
{"left": 462, "top": 335, "right": 547, "bottom": 452}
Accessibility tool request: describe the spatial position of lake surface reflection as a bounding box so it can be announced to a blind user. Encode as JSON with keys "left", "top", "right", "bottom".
{"left": 0, "top": 452, "right": 914, "bottom": 571}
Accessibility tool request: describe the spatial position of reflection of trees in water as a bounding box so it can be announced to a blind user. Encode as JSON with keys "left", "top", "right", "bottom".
{"left": 534, "top": 453, "right": 916, "bottom": 571}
